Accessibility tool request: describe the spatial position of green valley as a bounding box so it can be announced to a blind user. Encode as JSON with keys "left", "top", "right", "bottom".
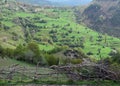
{"left": 0, "top": 0, "right": 120, "bottom": 85}
{"left": 0, "top": 1, "right": 120, "bottom": 59}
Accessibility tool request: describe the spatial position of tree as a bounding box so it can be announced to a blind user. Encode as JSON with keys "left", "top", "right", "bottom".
{"left": 27, "top": 42, "right": 40, "bottom": 56}
{"left": 24, "top": 49, "right": 35, "bottom": 63}
{"left": 4, "top": 48, "right": 14, "bottom": 58}
{"left": 27, "top": 42, "right": 41, "bottom": 63}
{"left": 112, "top": 51, "right": 120, "bottom": 63}
{"left": 89, "top": 36, "right": 94, "bottom": 42}
{"left": 104, "top": 33, "right": 107, "bottom": 44}
{"left": 14, "top": 44, "right": 25, "bottom": 60}
{"left": 0, "top": 45, "right": 3, "bottom": 54}
{"left": 0, "top": 45, "right": 4, "bottom": 58}
{"left": 5, "top": 0, "right": 7, "bottom": 3}
{"left": 25, "top": 28, "right": 32, "bottom": 42}
{"left": 45, "top": 54, "right": 59, "bottom": 66}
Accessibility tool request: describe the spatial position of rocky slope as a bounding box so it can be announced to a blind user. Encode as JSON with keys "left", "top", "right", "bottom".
{"left": 82, "top": 0, "right": 120, "bottom": 37}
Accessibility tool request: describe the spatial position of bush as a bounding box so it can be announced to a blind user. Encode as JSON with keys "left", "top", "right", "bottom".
{"left": 112, "top": 51, "right": 120, "bottom": 63}
{"left": 14, "top": 44, "right": 26, "bottom": 60}
{"left": 70, "top": 59, "right": 82, "bottom": 64}
{"left": 0, "top": 45, "right": 4, "bottom": 55}
{"left": 87, "top": 52, "right": 93, "bottom": 55}
{"left": 47, "top": 47, "right": 62, "bottom": 54}
{"left": 4, "top": 48, "right": 14, "bottom": 58}
{"left": 0, "top": 45, "right": 5, "bottom": 58}
{"left": 67, "top": 79, "right": 74, "bottom": 84}
{"left": 60, "top": 58, "right": 70, "bottom": 65}
{"left": 14, "top": 42, "right": 42, "bottom": 64}
{"left": 45, "top": 54, "right": 59, "bottom": 66}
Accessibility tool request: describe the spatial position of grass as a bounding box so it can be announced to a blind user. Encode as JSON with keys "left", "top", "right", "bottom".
{"left": 39, "top": 44, "right": 55, "bottom": 51}
{"left": 0, "top": 58, "right": 119, "bottom": 85}
{"left": 1, "top": 4, "right": 120, "bottom": 59}
{"left": 0, "top": 58, "right": 69, "bottom": 85}
{"left": 2, "top": 21, "right": 15, "bottom": 27}
{"left": 0, "top": 58, "right": 33, "bottom": 67}
{"left": 15, "top": 12, "right": 35, "bottom": 18}
{"left": 0, "top": 79, "right": 120, "bottom": 86}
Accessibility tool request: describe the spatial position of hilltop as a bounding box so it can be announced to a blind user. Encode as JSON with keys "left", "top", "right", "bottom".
{"left": 16, "top": 0, "right": 92, "bottom": 6}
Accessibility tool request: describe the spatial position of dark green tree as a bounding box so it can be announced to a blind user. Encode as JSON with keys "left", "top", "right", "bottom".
{"left": 27, "top": 42, "right": 41, "bottom": 63}
{"left": 14, "top": 44, "right": 25, "bottom": 60}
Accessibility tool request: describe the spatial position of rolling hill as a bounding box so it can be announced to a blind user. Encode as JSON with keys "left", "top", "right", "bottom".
{"left": 0, "top": 0, "right": 120, "bottom": 59}
{"left": 0, "top": 0, "right": 120, "bottom": 85}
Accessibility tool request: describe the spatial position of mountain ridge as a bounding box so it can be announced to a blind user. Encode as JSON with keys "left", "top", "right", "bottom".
{"left": 16, "top": 0, "right": 92, "bottom": 6}
{"left": 81, "top": 0, "right": 120, "bottom": 37}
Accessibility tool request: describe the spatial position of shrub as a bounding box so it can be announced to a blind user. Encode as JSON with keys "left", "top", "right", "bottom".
{"left": 87, "top": 52, "right": 93, "bottom": 55}
{"left": 112, "top": 51, "right": 120, "bottom": 63}
{"left": 45, "top": 54, "right": 59, "bottom": 66}
{"left": 0, "top": 45, "right": 3, "bottom": 55}
{"left": 4, "top": 48, "right": 14, "bottom": 58}
{"left": 0, "top": 45, "right": 5, "bottom": 58}
{"left": 47, "top": 47, "right": 62, "bottom": 54}
{"left": 27, "top": 42, "right": 40, "bottom": 57}
{"left": 60, "top": 58, "right": 70, "bottom": 65}
{"left": 70, "top": 59, "right": 82, "bottom": 64}
{"left": 67, "top": 79, "right": 74, "bottom": 84}
{"left": 14, "top": 43, "right": 42, "bottom": 64}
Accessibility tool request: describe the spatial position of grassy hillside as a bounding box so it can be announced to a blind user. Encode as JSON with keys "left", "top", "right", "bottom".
{"left": 0, "top": 1, "right": 120, "bottom": 60}
{"left": 0, "top": 1, "right": 120, "bottom": 85}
